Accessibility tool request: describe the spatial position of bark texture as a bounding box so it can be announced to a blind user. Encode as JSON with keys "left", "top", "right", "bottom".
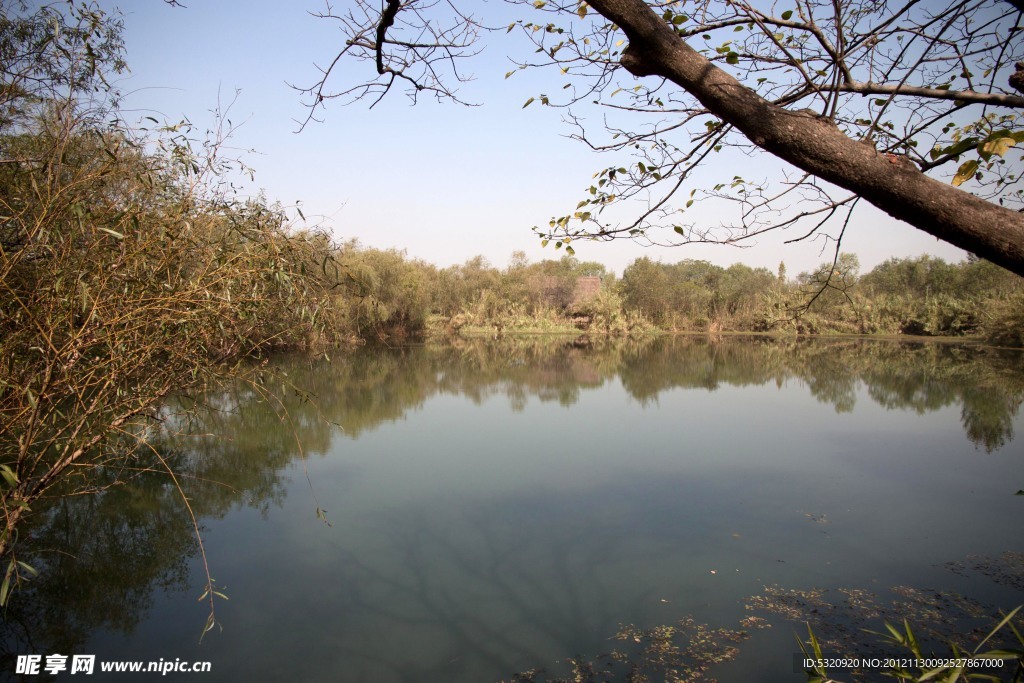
{"left": 588, "top": 0, "right": 1024, "bottom": 276}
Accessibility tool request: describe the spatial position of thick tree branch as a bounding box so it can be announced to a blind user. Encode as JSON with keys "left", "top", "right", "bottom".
{"left": 587, "top": 0, "right": 1024, "bottom": 276}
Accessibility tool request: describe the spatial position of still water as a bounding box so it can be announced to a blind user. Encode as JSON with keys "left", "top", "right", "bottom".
{"left": 4, "top": 336, "right": 1024, "bottom": 681}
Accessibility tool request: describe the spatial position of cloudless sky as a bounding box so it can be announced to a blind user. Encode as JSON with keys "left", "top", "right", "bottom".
{"left": 97, "top": 0, "right": 970, "bottom": 276}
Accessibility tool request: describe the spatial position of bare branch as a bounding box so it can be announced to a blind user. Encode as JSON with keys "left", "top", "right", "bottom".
{"left": 833, "top": 81, "right": 1024, "bottom": 107}
{"left": 293, "top": 0, "right": 485, "bottom": 129}
{"left": 375, "top": 0, "right": 402, "bottom": 74}
{"left": 304, "top": 0, "right": 1024, "bottom": 274}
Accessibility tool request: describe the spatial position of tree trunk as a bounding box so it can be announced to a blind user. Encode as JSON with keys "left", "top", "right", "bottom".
{"left": 587, "top": 0, "right": 1024, "bottom": 276}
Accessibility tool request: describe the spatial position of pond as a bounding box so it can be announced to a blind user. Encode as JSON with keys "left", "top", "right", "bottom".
{"left": 4, "top": 336, "right": 1024, "bottom": 682}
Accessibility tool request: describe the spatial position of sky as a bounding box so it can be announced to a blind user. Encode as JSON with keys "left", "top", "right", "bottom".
{"left": 92, "top": 0, "right": 971, "bottom": 277}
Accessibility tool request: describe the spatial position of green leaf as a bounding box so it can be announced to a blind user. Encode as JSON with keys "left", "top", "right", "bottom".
{"left": 565, "top": 245, "right": 575, "bottom": 255}
{"left": 808, "top": 626, "right": 824, "bottom": 659}
{"left": 952, "top": 159, "right": 979, "bottom": 186}
{"left": 916, "top": 666, "right": 952, "bottom": 681}
{"left": 979, "top": 137, "right": 1017, "bottom": 159}
{"left": 577, "top": 2, "right": 587, "bottom": 18}
{"left": 199, "top": 612, "right": 218, "bottom": 642}
{"left": 522, "top": 97, "right": 535, "bottom": 108}
{"left": 781, "top": 9, "right": 793, "bottom": 19}
{"left": 975, "top": 605, "right": 1023, "bottom": 651}
{"left": 0, "top": 464, "right": 18, "bottom": 488}
{"left": 903, "top": 618, "right": 921, "bottom": 658}
{"left": 726, "top": 51, "right": 740, "bottom": 64}
{"left": 940, "top": 136, "right": 981, "bottom": 159}
{"left": 884, "top": 621, "right": 904, "bottom": 643}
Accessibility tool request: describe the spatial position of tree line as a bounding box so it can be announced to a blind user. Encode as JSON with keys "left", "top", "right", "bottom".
{"left": 313, "top": 246, "right": 1024, "bottom": 346}
{"left": 619, "top": 251, "right": 1024, "bottom": 343}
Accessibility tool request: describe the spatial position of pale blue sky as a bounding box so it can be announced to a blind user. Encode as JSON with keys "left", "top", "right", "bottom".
{"left": 101, "top": 0, "right": 970, "bottom": 276}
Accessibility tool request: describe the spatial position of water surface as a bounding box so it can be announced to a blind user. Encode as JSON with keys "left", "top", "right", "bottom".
{"left": 4, "top": 336, "right": 1023, "bottom": 681}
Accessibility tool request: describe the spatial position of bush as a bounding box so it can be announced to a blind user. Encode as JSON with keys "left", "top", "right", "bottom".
{"left": 981, "top": 294, "right": 1024, "bottom": 348}
{"left": 0, "top": 2, "right": 341, "bottom": 574}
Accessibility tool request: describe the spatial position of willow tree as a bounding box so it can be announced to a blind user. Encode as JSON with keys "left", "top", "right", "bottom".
{"left": 0, "top": 1, "right": 343, "bottom": 617}
{"left": 298, "top": 0, "right": 1024, "bottom": 276}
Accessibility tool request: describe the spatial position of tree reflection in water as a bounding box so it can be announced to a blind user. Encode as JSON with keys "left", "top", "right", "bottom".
{"left": 2, "top": 336, "right": 1021, "bottom": 680}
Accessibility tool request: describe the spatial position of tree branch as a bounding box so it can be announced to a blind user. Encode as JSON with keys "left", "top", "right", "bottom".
{"left": 375, "top": 0, "right": 401, "bottom": 74}
{"left": 586, "top": 0, "right": 1024, "bottom": 275}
